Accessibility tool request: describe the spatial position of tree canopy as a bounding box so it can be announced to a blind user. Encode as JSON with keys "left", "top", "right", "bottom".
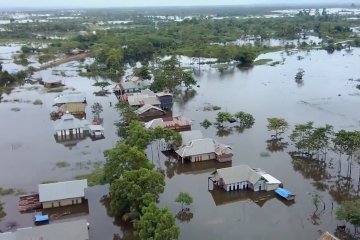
{"left": 109, "top": 168, "right": 165, "bottom": 217}
{"left": 267, "top": 118, "right": 289, "bottom": 139}
{"left": 175, "top": 192, "right": 193, "bottom": 210}
{"left": 135, "top": 202, "right": 180, "bottom": 240}
{"left": 336, "top": 199, "right": 360, "bottom": 227}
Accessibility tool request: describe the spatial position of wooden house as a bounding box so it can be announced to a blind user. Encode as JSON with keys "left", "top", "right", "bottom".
{"left": 38, "top": 179, "right": 88, "bottom": 209}
{"left": 175, "top": 138, "right": 233, "bottom": 163}
{"left": 58, "top": 103, "right": 86, "bottom": 116}
{"left": 211, "top": 165, "right": 282, "bottom": 192}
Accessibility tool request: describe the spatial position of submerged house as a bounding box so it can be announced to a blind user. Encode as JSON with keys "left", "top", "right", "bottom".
{"left": 211, "top": 165, "right": 282, "bottom": 192}
{"left": 175, "top": 138, "right": 233, "bottom": 163}
{"left": 135, "top": 104, "right": 165, "bottom": 119}
{"left": 41, "top": 79, "right": 64, "bottom": 88}
{"left": 54, "top": 92, "right": 86, "bottom": 106}
{"left": 38, "top": 179, "right": 88, "bottom": 209}
{"left": 156, "top": 91, "right": 173, "bottom": 109}
{"left": 113, "top": 77, "right": 151, "bottom": 96}
{"left": 88, "top": 124, "right": 105, "bottom": 138}
{"left": 54, "top": 112, "right": 90, "bottom": 137}
{"left": 0, "top": 219, "right": 89, "bottom": 240}
{"left": 58, "top": 103, "right": 86, "bottom": 116}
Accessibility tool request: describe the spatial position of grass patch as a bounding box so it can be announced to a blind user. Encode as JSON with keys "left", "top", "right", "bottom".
{"left": 41, "top": 180, "right": 57, "bottom": 184}
{"left": 260, "top": 152, "right": 271, "bottom": 157}
{"left": 0, "top": 187, "right": 15, "bottom": 196}
{"left": 203, "top": 104, "right": 221, "bottom": 111}
{"left": 200, "top": 119, "right": 212, "bottom": 129}
{"left": 0, "top": 202, "right": 5, "bottom": 221}
{"left": 33, "top": 99, "right": 43, "bottom": 105}
{"left": 254, "top": 59, "right": 272, "bottom": 65}
{"left": 74, "top": 167, "right": 104, "bottom": 187}
{"left": 10, "top": 107, "right": 21, "bottom": 112}
{"left": 47, "top": 88, "right": 64, "bottom": 93}
{"left": 55, "top": 161, "right": 70, "bottom": 168}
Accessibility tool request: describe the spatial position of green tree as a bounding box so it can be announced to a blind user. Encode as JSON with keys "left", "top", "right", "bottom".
{"left": 93, "top": 81, "right": 111, "bottom": 91}
{"left": 333, "top": 130, "right": 360, "bottom": 159}
{"left": 267, "top": 118, "right": 289, "bottom": 139}
{"left": 216, "top": 112, "right": 234, "bottom": 127}
{"left": 91, "top": 102, "right": 103, "bottom": 121}
{"left": 109, "top": 168, "right": 165, "bottom": 217}
{"left": 135, "top": 203, "right": 180, "bottom": 240}
{"left": 295, "top": 68, "right": 305, "bottom": 85}
{"left": 234, "top": 111, "right": 255, "bottom": 128}
{"left": 336, "top": 199, "right": 360, "bottom": 228}
{"left": 175, "top": 192, "right": 193, "bottom": 210}
{"left": 103, "top": 143, "right": 154, "bottom": 183}
{"left": 289, "top": 122, "right": 314, "bottom": 154}
{"left": 134, "top": 65, "right": 152, "bottom": 80}
{"left": 0, "top": 201, "right": 5, "bottom": 221}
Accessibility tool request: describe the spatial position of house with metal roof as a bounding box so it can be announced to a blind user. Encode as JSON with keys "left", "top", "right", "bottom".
{"left": 54, "top": 92, "right": 86, "bottom": 106}
{"left": 88, "top": 124, "right": 105, "bottom": 138}
{"left": 135, "top": 104, "right": 165, "bottom": 119}
{"left": 38, "top": 179, "right": 88, "bottom": 209}
{"left": 54, "top": 112, "right": 90, "bottom": 137}
{"left": 0, "top": 219, "right": 89, "bottom": 240}
{"left": 180, "top": 130, "right": 204, "bottom": 145}
{"left": 113, "top": 77, "right": 152, "bottom": 96}
{"left": 211, "top": 165, "right": 282, "bottom": 192}
{"left": 41, "top": 78, "right": 64, "bottom": 88}
{"left": 176, "top": 138, "right": 233, "bottom": 163}
{"left": 144, "top": 116, "right": 192, "bottom": 131}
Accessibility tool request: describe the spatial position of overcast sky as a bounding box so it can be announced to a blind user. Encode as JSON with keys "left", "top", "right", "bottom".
{"left": 1, "top": 0, "right": 359, "bottom": 8}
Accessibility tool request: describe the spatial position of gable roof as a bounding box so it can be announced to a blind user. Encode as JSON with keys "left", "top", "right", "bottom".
{"left": 54, "top": 113, "right": 90, "bottom": 131}
{"left": 0, "top": 219, "right": 89, "bottom": 240}
{"left": 135, "top": 104, "right": 164, "bottom": 115}
{"left": 127, "top": 94, "right": 160, "bottom": 106}
{"left": 176, "top": 138, "right": 218, "bottom": 157}
{"left": 144, "top": 118, "right": 165, "bottom": 129}
{"left": 54, "top": 92, "right": 86, "bottom": 105}
{"left": 38, "top": 179, "right": 88, "bottom": 202}
{"left": 215, "top": 165, "right": 262, "bottom": 185}
{"left": 318, "top": 232, "right": 340, "bottom": 240}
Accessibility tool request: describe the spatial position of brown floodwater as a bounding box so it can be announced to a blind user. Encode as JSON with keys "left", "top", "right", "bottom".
{"left": 1, "top": 46, "right": 360, "bottom": 239}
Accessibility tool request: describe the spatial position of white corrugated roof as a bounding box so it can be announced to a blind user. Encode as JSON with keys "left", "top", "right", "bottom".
{"left": 261, "top": 174, "right": 282, "bottom": 184}
{"left": 180, "top": 130, "right": 204, "bottom": 145}
{"left": 176, "top": 138, "right": 216, "bottom": 157}
{"left": 135, "top": 104, "right": 164, "bottom": 115}
{"left": 38, "top": 179, "right": 88, "bottom": 202}
{"left": 88, "top": 125, "right": 104, "bottom": 131}
{"left": 16, "top": 219, "right": 89, "bottom": 240}
{"left": 144, "top": 118, "right": 164, "bottom": 129}
{"left": 216, "top": 165, "right": 262, "bottom": 185}
{"left": 54, "top": 113, "right": 89, "bottom": 131}
{"left": 54, "top": 92, "right": 86, "bottom": 104}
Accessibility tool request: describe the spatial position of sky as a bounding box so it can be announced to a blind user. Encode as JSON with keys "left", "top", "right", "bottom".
{"left": 1, "top": 0, "right": 359, "bottom": 8}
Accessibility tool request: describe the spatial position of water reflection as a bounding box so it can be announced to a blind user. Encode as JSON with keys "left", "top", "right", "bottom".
{"left": 174, "top": 89, "right": 197, "bottom": 108}
{"left": 266, "top": 139, "right": 288, "bottom": 153}
{"left": 209, "top": 187, "right": 294, "bottom": 207}
{"left": 176, "top": 210, "right": 194, "bottom": 223}
{"left": 161, "top": 152, "right": 231, "bottom": 178}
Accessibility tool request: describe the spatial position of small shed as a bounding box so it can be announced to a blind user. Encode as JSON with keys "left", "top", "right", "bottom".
{"left": 38, "top": 179, "right": 88, "bottom": 209}
{"left": 88, "top": 124, "right": 104, "bottom": 137}
{"left": 135, "top": 104, "right": 165, "bottom": 118}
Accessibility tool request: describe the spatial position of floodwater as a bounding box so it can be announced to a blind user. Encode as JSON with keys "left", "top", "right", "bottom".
{"left": 1, "top": 45, "right": 360, "bottom": 239}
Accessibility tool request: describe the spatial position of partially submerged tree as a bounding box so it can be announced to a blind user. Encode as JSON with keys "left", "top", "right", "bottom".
{"left": 175, "top": 192, "right": 193, "bottom": 211}
{"left": 135, "top": 203, "right": 180, "bottom": 240}
{"left": 91, "top": 102, "right": 103, "bottom": 122}
{"left": 103, "top": 143, "right": 154, "bottom": 183}
{"left": 109, "top": 168, "right": 165, "bottom": 217}
{"left": 267, "top": 118, "right": 289, "bottom": 139}
{"left": 336, "top": 199, "right": 360, "bottom": 230}
{"left": 234, "top": 111, "right": 255, "bottom": 128}
{"left": 216, "top": 112, "right": 234, "bottom": 127}
{"left": 133, "top": 65, "right": 151, "bottom": 80}
{"left": 295, "top": 68, "right": 305, "bottom": 85}
{"left": 93, "top": 81, "right": 111, "bottom": 92}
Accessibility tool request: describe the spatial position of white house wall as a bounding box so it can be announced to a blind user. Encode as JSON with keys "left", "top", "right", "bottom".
{"left": 190, "top": 153, "right": 216, "bottom": 162}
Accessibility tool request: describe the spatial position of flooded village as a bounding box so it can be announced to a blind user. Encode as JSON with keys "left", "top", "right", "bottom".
{"left": 1, "top": 2, "right": 360, "bottom": 240}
